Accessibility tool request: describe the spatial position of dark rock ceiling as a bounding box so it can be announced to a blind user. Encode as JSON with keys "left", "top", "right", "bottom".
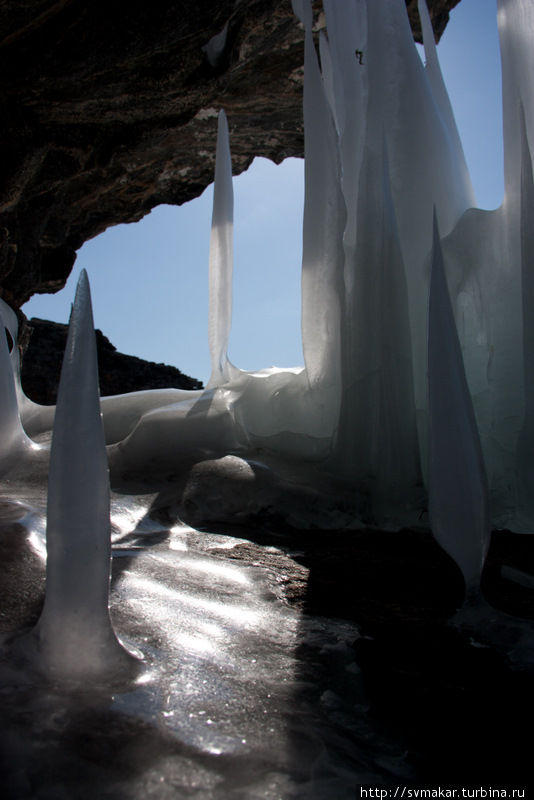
{"left": 0, "top": 0, "right": 461, "bottom": 309}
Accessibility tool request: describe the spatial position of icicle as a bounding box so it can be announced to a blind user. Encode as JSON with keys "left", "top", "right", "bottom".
{"left": 0, "top": 297, "right": 20, "bottom": 374}
{"left": 374, "top": 142, "right": 421, "bottom": 503}
{"left": 498, "top": 0, "right": 534, "bottom": 216}
{"left": 0, "top": 302, "right": 37, "bottom": 475}
{"left": 516, "top": 105, "right": 534, "bottom": 520}
{"left": 202, "top": 21, "right": 229, "bottom": 68}
{"left": 428, "top": 214, "right": 490, "bottom": 598}
{"left": 333, "top": 139, "right": 421, "bottom": 514}
{"left": 417, "top": 0, "right": 475, "bottom": 208}
{"left": 365, "top": 0, "right": 475, "bottom": 442}
{"left": 0, "top": 297, "right": 56, "bottom": 439}
{"left": 322, "top": 0, "right": 367, "bottom": 266}
{"left": 297, "top": 0, "right": 344, "bottom": 436}
{"left": 28, "top": 270, "right": 136, "bottom": 681}
{"left": 207, "top": 109, "right": 235, "bottom": 389}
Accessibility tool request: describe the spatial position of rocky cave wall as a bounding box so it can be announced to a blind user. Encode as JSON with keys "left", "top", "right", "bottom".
{"left": 0, "top": 0, "right": 460, "bottom": 395}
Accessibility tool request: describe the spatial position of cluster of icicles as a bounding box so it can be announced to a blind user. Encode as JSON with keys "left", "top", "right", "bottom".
{"left": 1, "top": 0, "right": 533, "bottom": 679}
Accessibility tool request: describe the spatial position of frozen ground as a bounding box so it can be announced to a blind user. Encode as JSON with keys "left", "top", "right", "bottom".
{"left": 0, "top": 485, "right": 533, "bottom": 797}
{"left": 0, "top": 489, "right": 408, "bottom": 798}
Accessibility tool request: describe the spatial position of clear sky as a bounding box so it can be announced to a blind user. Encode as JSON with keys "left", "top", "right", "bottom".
{"left": 23, "top": 0, "right": 503, "bottom": 387}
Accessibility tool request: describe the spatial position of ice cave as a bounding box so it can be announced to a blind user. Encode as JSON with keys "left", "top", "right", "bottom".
{"left": 0, "top": 0, "right": 533, "bottom": 794}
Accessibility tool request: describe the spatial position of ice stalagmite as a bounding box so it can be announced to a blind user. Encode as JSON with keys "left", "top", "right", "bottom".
{"left": 31, "top": 270, "right": 134, "bottom": 680}
{"left": 207, "top": 109, "right": 235, "bottom": 389}
{"left": 428, "top": 215, "right": 490, "bottom": 598}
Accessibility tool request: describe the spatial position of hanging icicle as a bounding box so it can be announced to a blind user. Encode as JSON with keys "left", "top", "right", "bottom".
{"left": 207, "top": 109, "right": 235, "bottom": 389}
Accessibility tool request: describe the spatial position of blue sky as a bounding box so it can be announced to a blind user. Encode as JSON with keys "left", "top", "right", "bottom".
{"left": 24, "top": 0, "right": 503, "bottom": 387}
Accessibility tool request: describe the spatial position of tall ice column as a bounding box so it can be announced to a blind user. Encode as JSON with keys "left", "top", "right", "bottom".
{"left": 207, "top": 109, "right": 235, "bottom": 388}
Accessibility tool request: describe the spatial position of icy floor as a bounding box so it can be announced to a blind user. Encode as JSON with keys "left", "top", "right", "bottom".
{"left": 0, "top": 491, "right": 412, "bottom": 799}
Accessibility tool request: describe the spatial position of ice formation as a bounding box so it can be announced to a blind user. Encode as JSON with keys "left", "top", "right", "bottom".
{"left": 20, "top": 271, "right": 136, "bottom": 680}
{"left": 100, "top": 0, "right": 532, "bottom": 542}
{"left": 0, "top": 299, "right": 40, "bottom": 475}
{"left": 427, "top": 214, "right": 489, "bottom": 597}
{"left": 0, "top": 0, "right": 533, "bottom": 681}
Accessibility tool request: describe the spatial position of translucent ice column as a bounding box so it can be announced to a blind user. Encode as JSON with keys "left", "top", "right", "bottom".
{"left": 31, "top": 270, "right": 134, "bottom": 680}
{"left": 207, "top": 109, "right": 235, "bottom": 388}
{"left": 428, "top": 216, "right": 490, "bottom": 597}
{"left": 294, "top": 0, "right": 343, "bottom": 415}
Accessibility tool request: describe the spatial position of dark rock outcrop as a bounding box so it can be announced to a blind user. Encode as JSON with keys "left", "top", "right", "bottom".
{"left": 0, "top": 0, "right": 460, "bottom": 310}
{"left": 21, "top": 317, "right": 202, "bottom": 405}
{"left": 406, "top": 0, "right": 461, "bottom": 42}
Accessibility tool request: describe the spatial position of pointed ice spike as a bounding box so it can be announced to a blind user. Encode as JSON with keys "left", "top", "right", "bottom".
{"left": 33, "top": 270, "right": 135, "bottom": 680}
{"left": 207, "top": 109, "right": 234, "bottom": 388}
{"left": 427, "top": 213, "right": 490, "bottom": 599}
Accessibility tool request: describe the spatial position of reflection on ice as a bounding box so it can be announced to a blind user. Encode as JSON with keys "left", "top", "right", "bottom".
{"left": 110, "top": 499, "right": 159, "bottom": 540}
{"left": 105, "top": 516, "right": 306, "bottom": 770}
{"left": 152, "top": 551, "right": 252, "bottom": 586}
{"left": 174, "top": 632, "right": 217, "bottom": 655}
{"left": 128, "top": 580, "right": 260, "bottom": 629}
